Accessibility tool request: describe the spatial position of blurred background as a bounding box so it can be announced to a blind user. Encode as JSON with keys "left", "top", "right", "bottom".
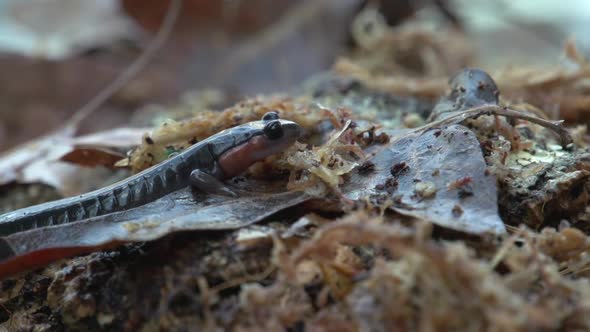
{"left": 0, "top": 0, "right": 588, "bottom": 152}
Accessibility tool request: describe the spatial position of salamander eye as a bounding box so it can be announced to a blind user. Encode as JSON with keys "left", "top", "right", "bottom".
{"left": 263, "top": 120, "right": 283, "bottom": 140}
{"left": 262, "top": 111, "right": 280, "bottom": 122}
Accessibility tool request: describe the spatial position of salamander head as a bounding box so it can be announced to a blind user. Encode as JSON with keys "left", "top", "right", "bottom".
{"left": 261, "top": 112, "right": 301, "bottom": 142}
{"left": 217, "top": 112, "right": 302, "bottom": 177}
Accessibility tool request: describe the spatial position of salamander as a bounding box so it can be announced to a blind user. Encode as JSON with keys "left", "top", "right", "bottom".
{"left": 0, "top": 112, "right": 302, "bottom": 240}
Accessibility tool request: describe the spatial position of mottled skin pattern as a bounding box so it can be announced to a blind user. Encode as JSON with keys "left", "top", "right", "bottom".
{"left": 0, "top": 114, "right": 301, "bottom": 241}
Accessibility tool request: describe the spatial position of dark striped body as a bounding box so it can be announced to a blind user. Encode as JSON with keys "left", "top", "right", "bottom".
{"left": 0, "top": 114, "right": 303, "bottom": 278}
{"left": 0, "top": 121, "right": 277, "bottom": 237}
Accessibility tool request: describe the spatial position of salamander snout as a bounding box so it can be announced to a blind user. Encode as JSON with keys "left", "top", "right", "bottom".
{"left": 270, "top": 119, "right": 302, "bottom": 143}
{"left": 260, "top": 111, "right": 302, "bottom": 143}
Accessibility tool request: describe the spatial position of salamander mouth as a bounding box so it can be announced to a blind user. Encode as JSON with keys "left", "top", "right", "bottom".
{"left": 250, "top": 126, "right": 300, "bottom": 160}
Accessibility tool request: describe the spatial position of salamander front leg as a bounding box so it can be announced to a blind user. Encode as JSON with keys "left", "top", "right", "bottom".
{"left": 189, "top": 169, "right": 237, "bottom": 197}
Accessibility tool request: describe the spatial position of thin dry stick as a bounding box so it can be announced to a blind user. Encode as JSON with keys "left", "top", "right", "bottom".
{"left": 64, "top": 0, "right": 183, "bottom": 134}
{"left": 419, "top": 104, "right": 573, "bottom": 147}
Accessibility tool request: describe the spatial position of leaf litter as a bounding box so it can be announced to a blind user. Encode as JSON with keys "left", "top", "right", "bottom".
{"left": 3, "top": 3, "right": 590, "bottom": 332}
{"left": 0, "top": 0, "right": 181, "bottom": 193}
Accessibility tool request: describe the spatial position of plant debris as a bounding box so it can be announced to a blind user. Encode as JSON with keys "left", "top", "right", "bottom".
{"left": 4, "top": 2, "right": 590, "bottom": 331}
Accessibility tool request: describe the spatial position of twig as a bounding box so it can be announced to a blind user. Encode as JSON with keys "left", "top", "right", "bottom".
{"left": 419, "top": 104, "right": 573, "bottom": 148}
{"left": 63, "top": 0, "right": 183, "bottom": 133}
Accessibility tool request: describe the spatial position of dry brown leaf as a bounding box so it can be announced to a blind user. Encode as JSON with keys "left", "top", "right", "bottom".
{"left": 60, "top": 148, "right": 125, "bottom": 169}
{"left": 0, "top": 127, "right": 147, "bottom": 194}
